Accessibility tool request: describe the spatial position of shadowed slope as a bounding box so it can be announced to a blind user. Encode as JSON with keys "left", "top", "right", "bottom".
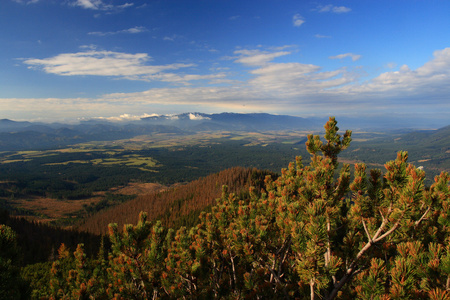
{"left": 77, "top": 167, "right": 275, "bottom": 235}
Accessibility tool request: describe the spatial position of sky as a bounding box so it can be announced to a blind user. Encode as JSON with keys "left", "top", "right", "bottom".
{"left": 1, "top": 0, "right": 450, "bottom": 125}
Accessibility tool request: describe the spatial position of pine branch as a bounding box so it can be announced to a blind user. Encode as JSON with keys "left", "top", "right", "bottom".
{"left": 327, "top": 206, "right": 404, "bottom": 300}
{"left": 257, "top": 258, "right": 290, "bottom": 299}
{"left": 229, "top": 252, "right": 237, "bottom": 291}
{"left": 362, "top": 219, "right": 372, "bottom": 243}
{"left": 373, "top": 210, "right": 405, "bottom": 243}
{"left": 414, "top": 206, "right": 430, "bottom": 228}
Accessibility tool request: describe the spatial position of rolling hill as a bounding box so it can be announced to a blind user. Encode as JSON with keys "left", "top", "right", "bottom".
{"left": 77, "top": 167, "right": 274, "bottom": 235}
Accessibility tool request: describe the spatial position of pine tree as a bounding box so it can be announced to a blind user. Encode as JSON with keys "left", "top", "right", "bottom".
{"left": 0, "top": 225, "right": 27, "bottom": 300}
{"left": 108, "top": 212, "right": 167, "bottom": 299}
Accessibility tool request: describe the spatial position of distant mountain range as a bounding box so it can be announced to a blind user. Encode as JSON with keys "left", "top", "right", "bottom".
{"left": 0, "top": 113, "right": 448, "bottom": 151}
{"left": 140, "top": 112, "right": 323, "bottom": 131}
{"left": 0, "top": 113, "right": 320, "bottom": 150}
{"left": 139, "top": 112, "right": 449, "bottom": 131}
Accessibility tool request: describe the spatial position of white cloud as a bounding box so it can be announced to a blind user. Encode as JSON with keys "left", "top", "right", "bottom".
{"left": 229, "top": 47, "right": 359, "bottom": 100}
{"left": 331, "top": 48, "right": 450, "bottom": 114}
{"left": 188, "top": 113, "right": 211, "bottom": 120}
{"left": 94, "top": 113, "right": 159, "bottom": 122}
{"left": 88, "top": 26, "right": 147, "bottom": 36}
{"left": 99, "top": 86, "right": 267, "bottom": 112}
{"left": 23, "top": 50, "right": 194, "bottom": 80}
{"left": 234, "top": 49, "right": 291, "bottom": 66}
{"left": 126, "top": 26, "right": 145, "bottom": 34}
{"left": 163, "top": 34, "right": 186, "bottom": 42}
{"left": 12, "top": 0, "right": 39, "bottom": 4}
{"left": 293, "top": 14, "right": 305, "bottom": 27}
{"left": 117, "top": 3, "right": 133, "bottom": 9}
{"left": 144, "top": 73, "right": 227, "bottom": 85}
{"left": 71, "top": 0, "right": 133, "bottom": 11}
{"left": 248, "top": 63, "right": 354, "bottom": 97}
{"left": 73, "top": 0, "right": 103, "bottom": 9}
{"left": 329, "top": 53, "right": 362, "bottom": 61}
{"left": 315, "top": 34, "right": 331, "bottom": 39}
{"left": 79, "top": 44, "right": 98, "bottom": 50}
{"left": 317, "top": 4, "right": 351, "bottom": 13}
{"left": 332, "top": 6, "right": 352, "bottom": 13}
{"left": 22, "top": 50, "right": 230, "bottom": 85}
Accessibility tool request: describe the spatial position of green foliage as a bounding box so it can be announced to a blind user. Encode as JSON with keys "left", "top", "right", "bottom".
{"left": 21, "top": 262, "right": 52, "bottom": 299}
{"left": 107, "top": 212, "right": 167, "bottom": 299}
{"left": 0, "top": 225, "right": 28, "bottom": 300}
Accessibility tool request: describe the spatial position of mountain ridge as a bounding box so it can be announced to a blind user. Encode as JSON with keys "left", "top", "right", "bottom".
{"left": 1, "top": 113, "right": 449, "bottom": 151}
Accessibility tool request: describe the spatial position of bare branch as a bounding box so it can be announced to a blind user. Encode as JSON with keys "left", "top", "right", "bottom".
{"left": 372, "top": 202, "right": 394, "bottom": 241}
{"left": 230, "top": 253, "right": 237, "bottom": 289}
{"left": 362, "top": 219, "right": 372, "bottom": 243}
{"left": 328, "top": 207, "right": 405, "bottom": 299}
{"left": 379, "top": 208, "right": 386, "bottom": 223}
{"left": 373, "top": 211, "right": 405, "bottom": 243}
{"left": 415, "top": 206, "right": 430, "bottom": 228}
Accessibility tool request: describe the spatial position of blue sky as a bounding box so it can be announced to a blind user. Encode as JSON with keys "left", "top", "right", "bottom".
{"left": 1, "top": 0, "right": 450, "bottom": 125}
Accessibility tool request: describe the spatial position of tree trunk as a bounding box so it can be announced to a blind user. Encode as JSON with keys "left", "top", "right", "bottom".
{"left": 310, "top": 278, "right": 316, "bottom": 300}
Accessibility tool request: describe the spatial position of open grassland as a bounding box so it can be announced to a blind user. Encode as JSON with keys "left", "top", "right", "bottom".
{"left": 11, "top": 196, "right": 102, "bottom": 224}
{"left": 72, "top": 130, "right": 313, "bottom": 149}
{"left": 91, "top": 154, "right": 158, "bottom": 168}
{"left": 43, "top": 154, "right": 160, "bottom": 171}
{"left": 0, "top": 130, "right": 312, "bottom": 166}
{"left": 8, "top": 182, "right": 168, "bottom": 225}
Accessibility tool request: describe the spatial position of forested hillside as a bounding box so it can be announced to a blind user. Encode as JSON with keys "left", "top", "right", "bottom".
{"left": 0, "top": 210, "right": 101, "bottom": 265}
{"left": 341, "top": 124, "right": 450, "bottom": 182}
{"left": 77, "top": 167, "right": 275, "bottom": 235}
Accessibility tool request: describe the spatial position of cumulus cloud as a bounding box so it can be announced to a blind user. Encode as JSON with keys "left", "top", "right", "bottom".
{"left": 329, "top": 53, "right": 362, "bottom": 61}
{"left": 145, "top": 73, "right": 227, "bottom": 85}
{"left": 234, "top": 49, "right": 291, "bottom": 66}
{"left": 188, "top": 113, "right": 211, "bottom": 120}
{"left": 88, "top": 26, "right": 147, "bottom": 36}
{"left": 248, "top": 63, "right": 355, "bottom": 98}
{"left": 94, "top": 113, "right": 160, "bottom": 121}
{"left": 99, "top": 86, "right": 267, "bottom": 111}
{"left": 323, "top": 48, "right": 450, "bottom": 119}
{"left": 71, "top": 0, "right": 133, "bottom": 11}
{"left": 79, "top": 44, "right": 98, "bottom": 50}
{"left": 293, "top": 14, "right": 305, "bottom": 27}
{"left": 72, "top": 0, "right": 103, "bottom": 9}
{"left": 317, "top": 4, "right": 351, "bottom": 13}
{"left": 23, "top": 50, "right": 197, "bottom": 81}
{"left": 22, "top": 50, "right": 229, "bottom": 85}
{"left": 163, "top": 35, "right": 181, "bottom": 41}
{"left": 229, "top": 48, "right": 358, "bottom": 98}
{"left": 12, "top": 0, "right": 39, "bottom": 4}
